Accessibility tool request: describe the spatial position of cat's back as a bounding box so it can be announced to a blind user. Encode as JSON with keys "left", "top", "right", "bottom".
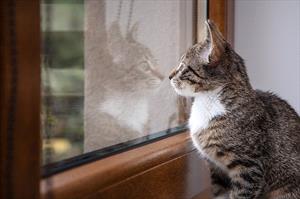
{"left": 256, "top": 90, "right": 300, "bottom": 129}
{"left": 255, "top": 90, "right": 300, "bottom": 195}
{"left": 256, "top": 90, "right": 300, "bottom": 144}
{"left": 256, "top": 90, "right": 300, "bottom": 165}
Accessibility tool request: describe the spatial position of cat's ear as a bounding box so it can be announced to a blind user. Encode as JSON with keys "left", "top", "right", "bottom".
{"left": 126, "top": 22, "right": 139, "bottom": 42}
{"left": 108, "top": 21, "right": 125, "bottom": 61}
{"left": 204, "top": 20, "right": 226, "bottom": 63}
{"left": 108, "top": 21, "right": 124, "bottom": 48}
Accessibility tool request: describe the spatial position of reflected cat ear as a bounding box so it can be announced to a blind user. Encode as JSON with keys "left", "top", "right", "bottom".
{"left": 108, "top": 21, "right": 124, "bottom": 47}
{"left": 127, "top": 22, "right": 139, "bottom": 42}
{"left": 204, "top": 20, "right": 226, "bottom": 63}
{"left": 108, "top": 21, "right": 125, "bottom": 60}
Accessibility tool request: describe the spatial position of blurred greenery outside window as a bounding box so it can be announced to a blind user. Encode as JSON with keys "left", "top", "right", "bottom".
{"left": 41, "top": 0, "right": 84, "bottom": 164}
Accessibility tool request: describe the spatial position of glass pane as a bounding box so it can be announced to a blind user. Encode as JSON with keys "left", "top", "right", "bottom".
{"left": 41, "top": 0, "right": 84, "bottom": 165}
{"left": 41, "top": 0, "right": 207, "bottom": 172}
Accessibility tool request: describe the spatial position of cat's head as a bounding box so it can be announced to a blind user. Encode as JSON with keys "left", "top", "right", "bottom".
{"left": 107, "top": 22, "right": 164, "bottom": 93}
{"left": 169, "top": 20, "right": 249, "bottom": 97}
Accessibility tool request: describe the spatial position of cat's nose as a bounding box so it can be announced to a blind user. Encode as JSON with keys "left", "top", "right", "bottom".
{"left": 169, "top": 69, "right": 177, "bottom": 80}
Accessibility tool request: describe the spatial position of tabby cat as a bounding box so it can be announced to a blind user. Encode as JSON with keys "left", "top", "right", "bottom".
{"left": 169, "top": 20, "right": 300, "bottom": 199}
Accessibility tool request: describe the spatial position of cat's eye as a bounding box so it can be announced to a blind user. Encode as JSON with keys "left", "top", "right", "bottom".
{"left": 140, "top": 61, "right": 151, "bottom": 71}
{"left": 176, "top": 63, "right": 184, "bottom": 71}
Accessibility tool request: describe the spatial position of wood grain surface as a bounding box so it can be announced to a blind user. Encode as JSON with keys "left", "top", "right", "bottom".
{"left": 41, "top": 133, "right": 212, "bottom": 199}
{"left": 0, "top": 0, "right": 41, "bottom": 198}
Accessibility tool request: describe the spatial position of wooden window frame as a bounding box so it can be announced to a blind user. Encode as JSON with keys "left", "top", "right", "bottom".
{"left": 0, "top": 0, "right": 234, "bottom": 198}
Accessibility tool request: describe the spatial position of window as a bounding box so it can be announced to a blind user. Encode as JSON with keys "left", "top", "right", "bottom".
{"left": 41, "top": 0, "right": 206, "bottom": 176}
{"left": 1, "top": 0, "right": 232, "bottom": 198}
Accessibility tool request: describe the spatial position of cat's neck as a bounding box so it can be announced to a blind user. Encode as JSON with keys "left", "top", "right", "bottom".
{"left": 219, "top": 82, "right": 257, "bottom": 111}
{"left": 189, "top": 84, "right": 258, "bottom": 134}
{"left": 100, "top": 92, "right": 149, "bottom": 133}
{"left": 189, "top": 87, "right": 226, "bottom": 134}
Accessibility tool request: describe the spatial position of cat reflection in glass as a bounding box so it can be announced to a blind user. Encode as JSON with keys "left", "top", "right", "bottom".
{"left": 85, "top": 21, "right": 164, "bottom": 151}
{"left": 169, "top": 20, "right": 300, "bottom": 199}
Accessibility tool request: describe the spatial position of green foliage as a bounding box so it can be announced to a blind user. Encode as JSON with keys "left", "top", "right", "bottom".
{"left": 41, "top": 0, "right": 85, "bottom": 164}
{"left": 43, "top": 32, "right": 84, "bottom": 69}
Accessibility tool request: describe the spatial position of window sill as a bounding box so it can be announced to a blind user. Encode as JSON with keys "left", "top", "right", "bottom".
{"left": 41, "top": 132, "right": 211, "bottom": 199}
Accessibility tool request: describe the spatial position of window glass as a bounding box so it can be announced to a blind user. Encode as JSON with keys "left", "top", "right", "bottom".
{"left": 41, "top": 0, "right": 206, "bottom": 172}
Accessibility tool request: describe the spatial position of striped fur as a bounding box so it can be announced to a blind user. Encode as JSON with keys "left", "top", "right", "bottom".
{"left": 170, "top": 20, "right": 300, "bottom": 199}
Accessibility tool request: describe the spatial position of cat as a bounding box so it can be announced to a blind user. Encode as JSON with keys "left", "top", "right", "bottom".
{"left": 84, "top": 21, "right": 164, "bottom": 152}
{"left": 169, "top": 20, "right": 300, "bottom": 199}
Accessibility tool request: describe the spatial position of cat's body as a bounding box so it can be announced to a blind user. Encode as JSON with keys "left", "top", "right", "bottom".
{"left": 190, "top": 88, "right": 300, "bottom": 199}
{"left": 170, "top": 20, "right": 300, "bottom": 198}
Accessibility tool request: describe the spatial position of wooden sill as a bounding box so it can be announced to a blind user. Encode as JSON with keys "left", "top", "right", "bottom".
{"left": 41, "top": 132, "right": 211, "bottom": 199}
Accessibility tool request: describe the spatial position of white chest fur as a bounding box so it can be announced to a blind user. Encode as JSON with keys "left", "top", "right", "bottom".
{"left": 188, "top": 88, "right": 226, "bottom": 157}
{"left": 100, "top": 94, "right": 148, "bottom": 133}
